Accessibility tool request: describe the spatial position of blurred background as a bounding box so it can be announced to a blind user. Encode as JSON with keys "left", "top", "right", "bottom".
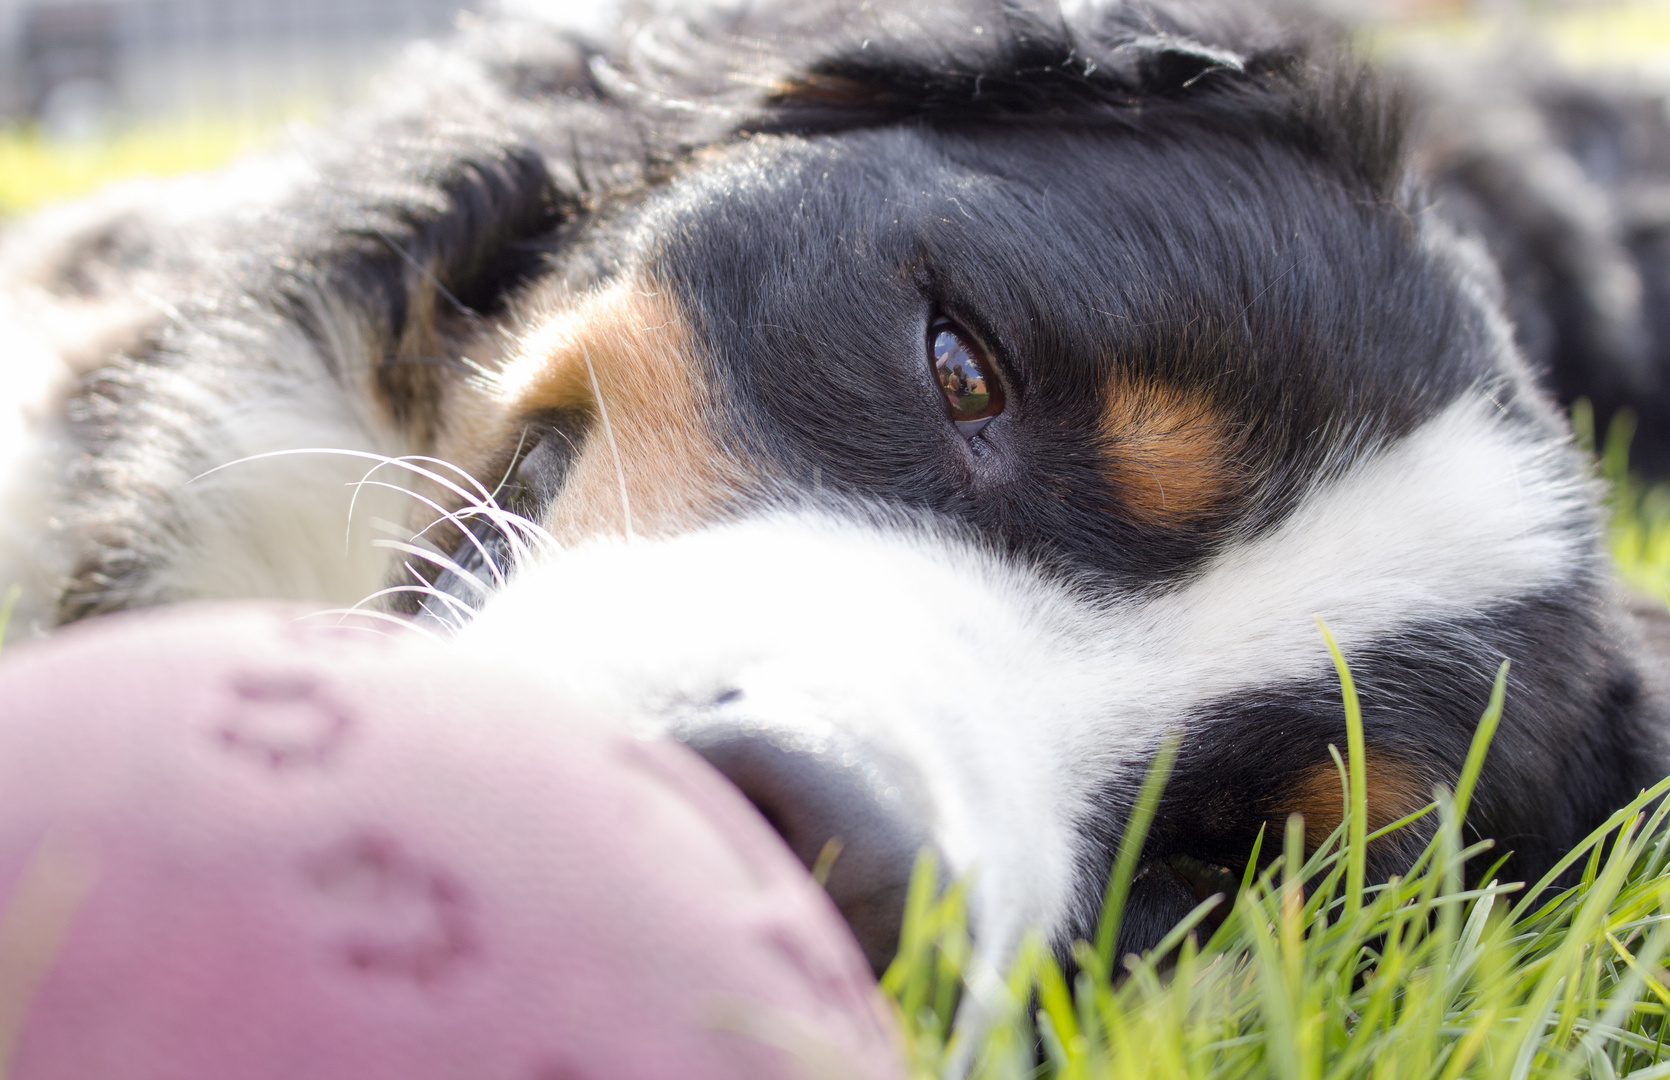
{"left": 0, "top": 0, "right": 488, "bottom": 210}
{"left": 0, "top": 0, "right": 468, "bottom": 136}
{"left": 3, "top": 0, "right": 1670, "bottom": 213}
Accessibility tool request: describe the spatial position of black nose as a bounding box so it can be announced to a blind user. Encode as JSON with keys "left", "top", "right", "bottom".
{"left": 681, "top": 726, "right": 934, "bottom": 976}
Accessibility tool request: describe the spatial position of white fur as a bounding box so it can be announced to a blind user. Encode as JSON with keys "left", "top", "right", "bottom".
{"left": 0, "top": 158, "right": 314, "bottom": 635}
{"left": 458, "top": 389, "right": 1596, "bottom": 965}
{"left": 0, "top": 293, "right": 80, "bottom": 636}
{"left": 135, "top": 315, "right": 415, "bottom": 610}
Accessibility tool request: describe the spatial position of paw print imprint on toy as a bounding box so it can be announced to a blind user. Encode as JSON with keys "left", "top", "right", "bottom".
{"left": 303, "top": 832, "right": 479, "bottom": 984}
{"left": 214, "top": 671, "right": 353, "bottom": 770}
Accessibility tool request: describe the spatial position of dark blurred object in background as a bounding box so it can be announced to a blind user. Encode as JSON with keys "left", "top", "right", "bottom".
{"left": 0, "top": 0, "right": 474, "bottom": 137}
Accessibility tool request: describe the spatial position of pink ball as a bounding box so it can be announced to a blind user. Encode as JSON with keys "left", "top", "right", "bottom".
{"left": 0, "top": 604, "right": 902, "bottom": 1080}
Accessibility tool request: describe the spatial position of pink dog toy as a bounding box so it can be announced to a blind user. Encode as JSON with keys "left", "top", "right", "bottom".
{"left": 0, "top": 604, "right": 902, "bottom": 1080}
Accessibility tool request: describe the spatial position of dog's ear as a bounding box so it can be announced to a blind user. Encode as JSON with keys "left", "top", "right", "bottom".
{"left": 233, "top": 13, "right": 689, "bottom": 445}
{"left": 748, "top": 0, "right": 1405, "bottom": 202}
{"left": 1119, "top": 33, "right": 1249, "bottom": 92}
{"left": 54, "top": 16, "right": 673, "bottom": 619}
{"left": 750, "top": 0, "right": 1266, "bottom": 130}
{"left": 759, "top": 32, "right": 1247, "bottom": 128}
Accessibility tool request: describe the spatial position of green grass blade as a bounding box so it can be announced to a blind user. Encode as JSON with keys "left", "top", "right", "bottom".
{"left": 1316, "top": 617, "right": 1369, "bottom": 924}
{"left": 1093, "top": 728, "right": 1183, "bottom": 976}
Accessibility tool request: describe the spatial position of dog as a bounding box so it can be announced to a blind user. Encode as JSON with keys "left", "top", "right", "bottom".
{"left": 4, "top": 0, "right": 1670, "bottom": 978}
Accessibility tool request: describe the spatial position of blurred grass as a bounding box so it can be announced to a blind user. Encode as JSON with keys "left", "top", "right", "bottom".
{"left": 0, "top": 587, "right": 15, "bottom": 652}
{"left": 1371, "top": 4, "right": 1670, "bottom": 72}
{"left": 1574, "top": 402, "right": 1670, "bottom": 602}
{"left": 0, "top": 117, "right": 281, "bottom": 216}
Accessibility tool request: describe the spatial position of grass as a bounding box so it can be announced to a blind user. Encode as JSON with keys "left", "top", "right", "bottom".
{"left": 879, "top": 409, "right": 1670, "bottom": 1079}
{"left": 0, "top": 588, "right": 15, "bottom": 652}
{"left": 1578, "top": 403, "right": 1670, "bottom": 603}
{"left": 0, "top": 117, "right": 279, "bottom": 216}
{"left": 1370, "top": 4, "right": 1670, "bottom": 72}
{"left": 883, "top": 639, "right": 1670, "bottom": 1080}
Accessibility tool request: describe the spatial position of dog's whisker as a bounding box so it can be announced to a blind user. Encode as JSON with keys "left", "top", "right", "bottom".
{"left": 356, "top": 580, "right": 475, "bottom": 624}
{"left": 348, "top": 481, "right": 511, "bottom": 587}
{"left": 488, "top": 426, "right": 534, "bottom": 506}
{"left": 380, "top": 574, "right": 480, "bottom": 627}
{"left": 340, "top": 450, "right": 509, "bottom": 552}
{"left": 296, "top": 606, "right": 443, "bottom": 644}
{"left": 394, "top": 453, "right": 508, "bottom": 510}
{"left": 191, "top": 448, "right": 484, "bottom": 509}
{"left": 198, "top": 447, "right": 522, "bottom": 561}
{"left": 187, "top": 448, "right": 509, "bottom": 564}
{"left": 583, "top": 342, "right": 635, "bottom": 543}
{"left": 402, "top": 502, "right": 555, "bottom": 587}
{"left": 447, "top": 504, "right": 555, "bottom": 547}
{"left": 394, "top": 564, "right": 483, "bottom": 629}
{"left": 344, "top": 457, "right": 411, "bottom": 554}
{"left": 373, "top": 539, "right": 495, "bottom": 598}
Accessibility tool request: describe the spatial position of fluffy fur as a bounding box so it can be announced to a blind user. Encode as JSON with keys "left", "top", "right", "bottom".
{"left": 4, "top": 0, "right": 1670, "bottom": 977}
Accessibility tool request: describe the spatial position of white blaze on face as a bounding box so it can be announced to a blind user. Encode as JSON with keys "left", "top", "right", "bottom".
{"left": 456, "top": 391, "right": 1599, "bottom": 963}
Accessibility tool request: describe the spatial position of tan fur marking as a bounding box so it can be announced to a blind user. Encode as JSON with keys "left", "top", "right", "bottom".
{"left": 496, "top": 280, "right": 742, "bottom": 541}
{"left": 765, "top": 72, "right": 896, "bottom": 110}
{"left": 1285, "top": 757, "right": 1431, "bottom": 852}
{"left": 1100, "top": 377, "right": 1235, "bottom": 521}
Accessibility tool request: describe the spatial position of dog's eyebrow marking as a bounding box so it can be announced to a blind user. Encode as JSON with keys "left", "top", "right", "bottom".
{"left": 494, "top": 279, "right": 745, "bottom": 542}
{"left": 1283, "top": 756, "right": 1432, "bottom": 852}
{"left": 1099, "top": 375, "right": 1236, "bottom": 521}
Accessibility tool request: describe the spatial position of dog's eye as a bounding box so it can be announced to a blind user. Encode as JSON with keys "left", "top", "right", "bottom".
{"left": 930, "top": 320, "right": 1005, "bottom": 437}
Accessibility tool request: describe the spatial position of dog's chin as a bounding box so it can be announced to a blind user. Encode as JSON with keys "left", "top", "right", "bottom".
{"left": 451, "top": 512, "right": 1094, "bottom": 972}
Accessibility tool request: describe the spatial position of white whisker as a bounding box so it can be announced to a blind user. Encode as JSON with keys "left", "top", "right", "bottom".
{"left": 348, "top": 479, "right": 511, "bottom": 586}
{"left": 295, "top": 606, "right": 442, "bottom": 644}
{"left": 396, "top": 560, "right": 482, "bottom": 626}
{"left": 393, "top": 453, "right": 506, "bottom": 507}
{"left": 344, "top": 456, "right": 415, "bottom": 554}
{"left": 490, "top": 426, "right": 534, "bottom": 504}
{"left": 362, "top": 579, "right": 478, "bottom": 625}
{"left": 374, "top": 538, "right": 494, "bottom": 597}
{"left": 583, "top": 343, "right": 635, "bottom": 542}
{"left": 189, "top": 446, "right": 556, "bottom": 619}
{"left": 193, "top": 448, "right": 487, "bottom": 510}
{"left": 407, "top": 502, "right": 555, "bottom": 574}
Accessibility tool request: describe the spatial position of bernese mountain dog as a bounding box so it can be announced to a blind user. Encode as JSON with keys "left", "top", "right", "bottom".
{"left": 3, "top": 0, "right": 1670, "bottom": 978}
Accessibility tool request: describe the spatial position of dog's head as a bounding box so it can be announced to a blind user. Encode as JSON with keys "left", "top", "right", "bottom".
{"left": 48, "top": 0, "right": 1650, "bottom": 976}
{"left": 354, "top": 0, "right": 1640, "bottom": 976}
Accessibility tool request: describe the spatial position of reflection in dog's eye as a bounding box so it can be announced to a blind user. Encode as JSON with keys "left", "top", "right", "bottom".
{"left": 931, "top": 321, "right": 1005, "bottom": 438}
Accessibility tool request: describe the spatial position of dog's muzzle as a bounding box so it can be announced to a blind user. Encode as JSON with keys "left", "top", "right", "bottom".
{"left": 455, "top": 513, "right": 1090, "bottom": 975}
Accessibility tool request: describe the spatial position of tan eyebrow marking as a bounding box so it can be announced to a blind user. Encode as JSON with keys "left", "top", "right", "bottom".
{"left": 1099, "top": 375, "right": 1238, "bottom": 522}
{"left": 493, "top": 278, "right": 747, "bottom": 542}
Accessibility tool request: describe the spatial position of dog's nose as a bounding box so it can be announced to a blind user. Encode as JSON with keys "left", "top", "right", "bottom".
{"left": 681, "top": 727, "right": 933, "bottom": 975}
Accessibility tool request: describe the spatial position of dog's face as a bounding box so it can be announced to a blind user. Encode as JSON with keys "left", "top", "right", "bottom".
{"left": 22, "top": 0, "right": 1656, "bottom": 981}
{"left": 433, "top": 78, "right": 1604, "bottom": 971}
